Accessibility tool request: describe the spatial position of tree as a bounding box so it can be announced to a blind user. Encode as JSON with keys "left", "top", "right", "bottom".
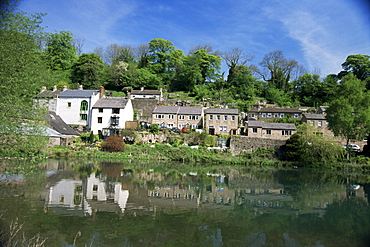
{"left": 45, "top": 31, "right": 76, "bottom": 70}
{"left": 0, "top": 4, "right": 51, "bottom": 156}
{"left": 71, "top": 53, "right": 106, "bottom": 89}
{"left": 325, "top": 73, "right": 370, "bottom": 158}
{"left": 292, "top": 73, "right": 323, "bottom": 107}
{"left": 338, "top": 54, "right": 370, "bottom": 89}
{"left": 222, "top": 48, "right": 254, "bottom": 84}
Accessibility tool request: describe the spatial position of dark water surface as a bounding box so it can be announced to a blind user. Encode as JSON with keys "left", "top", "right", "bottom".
{"left": 0, "top": 159, "right": 369, "bottom": 247}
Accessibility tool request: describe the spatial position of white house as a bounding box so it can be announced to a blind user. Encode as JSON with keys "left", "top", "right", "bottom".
{"left": 90, "top": 97, "right": 134, "bottom": 136}
{"left": 55, "top": 86, "right": 105, "bottom": 127}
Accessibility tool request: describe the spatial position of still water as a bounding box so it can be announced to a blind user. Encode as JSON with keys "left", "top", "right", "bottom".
{"left": 0, "top": 159, "right": 369, "bottom": 247}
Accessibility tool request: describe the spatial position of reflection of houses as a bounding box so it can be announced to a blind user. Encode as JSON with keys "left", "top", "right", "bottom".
{"left": 152, "top": 106, "right": 203, "bottom": 129}
{"left": 48, "top": 111, "right": 80, "bottom": 145}
{"left": 246, "top": 120, "right": 296, "bottom": 140}
{"left": 90, "top": 97, "right": 133, "bottom": 136}
{"left": 204, "top": 108, "right": 239, "bottom": 135}
{"left": 45, "top": 173, "right": 129, "bottom": 216}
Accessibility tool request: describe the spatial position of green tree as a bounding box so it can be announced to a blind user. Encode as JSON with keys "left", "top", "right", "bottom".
{"left": 0, "top": 7, "right": 50, "bottom": 156}
{"left": 326, "top": 73, "right": 370, "bottom": 158}
{"left": 338, "top": 55, "right": 370, "bottom": 88}
{"left": 45, "top": 31, "right": 76, "bottom": 70}
{"left": 71, "top": 53, "right": 106, "bottom": 89}
{"left": 293, "top": 73, "right": 323, "bottom": 107}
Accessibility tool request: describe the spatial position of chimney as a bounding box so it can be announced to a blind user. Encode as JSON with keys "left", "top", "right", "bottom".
{"left": 140, "top": 87, "right": 144, "bottom": 91}
{"left": 127, "top": 91, "right": 131, "bottom": 99}
{"left": 52, "top": 85, "right": 57, "bottom": 92}
{"left": 78, "top": 84, "right": 83, "bottom": 90}
{"left": 99, "top": 86, "right": 105, "bottom": 99}
{"left": 41, "top": 86, "right": 46, "bottom": 93}
{"left": 62, "top": 85, "right": 67, "bottom": 91}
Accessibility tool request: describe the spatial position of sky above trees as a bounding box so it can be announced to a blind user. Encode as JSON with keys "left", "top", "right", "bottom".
{"left": 19, "top": 0, "right": 369, "bottom": 76}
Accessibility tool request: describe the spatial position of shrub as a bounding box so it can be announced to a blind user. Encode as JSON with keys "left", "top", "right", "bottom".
{"left": 102, "top": 135, "right": 125, "bottom": 152}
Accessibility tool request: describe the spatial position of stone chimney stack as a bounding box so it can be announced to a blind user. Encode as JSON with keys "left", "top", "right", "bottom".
{"left": 62, "top": 85, "right": 67, "bottom": 91}
{"left": 127, "top": 91, "right": 131, "bottom": 99}
{"left": 99, "top": 86, "right": 105, "bottom": 99}
{"left": 140, "top": 87, "right": 144, "bottom": 91}
{"left": 41, "top": 86, "right": 46, "bottom": 93}
{"left": 78, "top": 84, "right": 83, "bottom": 90}
{"left": 52, "top": 85, "right": 57, "bottom": 92}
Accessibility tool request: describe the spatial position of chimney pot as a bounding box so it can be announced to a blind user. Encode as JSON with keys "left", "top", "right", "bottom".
{"left": 41, "top": 86, "right": 46, "bottom": 93}
{"left": 78, "top": 85, "right": 83, "bottom": 90}
{"left": 52, "top": 85, "right": 57, "bottom": 92}
{"left": 62, "top": 85, "right": 67, "bottom": 91}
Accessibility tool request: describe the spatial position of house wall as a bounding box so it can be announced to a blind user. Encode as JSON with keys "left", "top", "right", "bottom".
{"left": 56, "top": 94, "right": 100, "bottom": 126}
{"left": 205, "top": 114, "right": 238, "bottom": 135}
{"left": 34, "top": 98, "right": 57, "bottom": 111}
{"left": 229, "top": 136, "right": 286, "bottom": 155}
{"left": 90, "top": 100, "right": 134, "bottom": 134}
{"left": 152, "top": 114, "right": 203, "bottom": 129}
{"left": 246, "top": 127, "right": 295, "bottom": 140}
{"left": 248, "top": 111, "right": 301, "bottom": 121}
{"left": 301, "top": 118, "right": 333, "bottom": 136}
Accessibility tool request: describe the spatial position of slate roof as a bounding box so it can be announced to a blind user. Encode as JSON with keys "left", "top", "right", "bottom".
{"left": 58, "top": 90, "right": 99, "bottom": 98}
{"left": 153, "top": 106, "right": 203, "bottom": 115}
{"left": 248, "top": 120, "right": 296, "bottom": 130}
{"left": 205, "top": 108, "right": 238, "bottom": 115}
{"left": 93, "top": 97, "right": 129, "bottom": 108}
{"left": 48, "top": 111, "right": 80, "bottom": 136}
{"left": 131, "top": 89, "right": 161, "bottom": 95}
{"left": 248, "top": 107, "right": 302, "bottom": 113}
{"left": 36, "top": 90, "right": 61, "bottom": 98}
{"left": 302, "top": 113, "right": 327, "bottom": 120}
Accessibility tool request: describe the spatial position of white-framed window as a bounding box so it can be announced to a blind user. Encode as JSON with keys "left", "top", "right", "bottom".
{"left": 318, "top": 121, "right": 322, "bottom": 127}
{"left": 231, "top": 116, "right": 235, "bottom": 121}
{"left": 262, "top": 113, "right": 267, "bottom": 118}
{"left": 250, "top": 113, "right": 255, "bottom": 118}
{"left": 294, "top": 113, "right": 299, "bottom": 118}
{"left": 192, "top": 124, "right": 198, "bottom": 129}
{"left": 98, "top": 108, "right": 103, "bottom": 113}
{"left": 282, "top": 130, "right": 292, "bottom": 136}
{"left": 179, "top": 115, "right": 185, "bottom": 120}
{"left": 224, "top": 115, "right": 228, "bottom": 121}
{"left": 217, "top": 115, "right": 220, "bottom": 120}
{"left": 310, "top": 120, "right": 314, "bottom": 126}
{"left": 168, "top": 114, "right": 174, "bottom": 119}
{"left": 253, "top": 128, "right": 258, "bottom": 133}
{"left": 326, "top": 121, "right": 329, "bottom": 127}
{"left": 266, "top": 129, "right": 271, "bottom": 135}
{"left": 168, "top": 124, "right": 174, "bottom": 128}
{"left": 274, "top": 113, "right": 279, "bottom": 118}
{"left": 156, "top": 114, "right": 164, "bottom": 119}
{"left": 97, "top": 117, "right": 102, "bottom": 123}
{"left": 219, "top": 126, "right": 227, "bottom": 132}
{"left": 267, "top": 113, "right": 272, "bottom": 118}
{"left": 188, "top": 115, "right": 198, "bottom": 120}
{"left": 67, "top": 102, "right": 71, "bottom": 108}
{"left": 209, "top": 115, "right": 213, "bottom": 120}
{"left": 280, "top": 113, "right": 284, "bottom": 118}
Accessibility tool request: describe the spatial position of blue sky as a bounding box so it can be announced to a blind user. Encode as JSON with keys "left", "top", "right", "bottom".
{"left": 19, "top": 0, "right": 369, "bottom": 77}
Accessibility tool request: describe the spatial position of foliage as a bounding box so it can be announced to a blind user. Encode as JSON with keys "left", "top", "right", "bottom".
{"left": 44, "top": 31, "right": 76, "bottom": 70}
{"left": 338, "top": 54, "right": 370, "bottom": 88}
{"left": 71, "top": 53, "right": 106, "bottom": 89}
{"left": 150, "top": 124, "right": 159, "bottom": 134}
{"left": 101, "top": 135, "right": 125, "bottom": 152}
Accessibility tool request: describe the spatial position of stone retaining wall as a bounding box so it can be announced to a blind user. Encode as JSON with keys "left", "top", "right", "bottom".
{"left": 230, "top": 136, "right": 286, "bottom": 156}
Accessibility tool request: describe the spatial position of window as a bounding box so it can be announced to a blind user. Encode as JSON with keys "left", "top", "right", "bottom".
{"left": 294, "top": 113, "right": 299, "bottom": 118}
{"left": 93, "top": 185, "right": 98, "bottom": 191}
{"left": 192, "top": 124, "right": 198, "bottom": 129}
{"left": 280, "top": 113, "right": 285, "bottom": 118}
{"left": 67, "top": 102, "right": 71, "bottom": 108}
{"left": 282, "top": 130, "right": 292, "bottom": 136}
{"left": 223, "top": 126, "right": 227, "bottom": 132}
{"left": 250, "top": 113, "right": 255, "bottom": 118}
{"left": 231, "top": 116, "right": 235, "bottom": 121}
{"left": 224, "top": 115, "right": 228, "bottom": 121}
{"left": 262, "top": 113, "right": 267, "bottom": 118}
{"left": 274, "top": 113, "right": 279, "bottom": 118}
{"left": 156, "top": 114, "right": 164, "bottom": 119}
{"left": 217, "top": 115, "right": 220, "bottom": 120}
{"left": 111, "top": 116, "right": 119, "bottom": 125}
{"left": 253, "top": 128, "right": 258, "bottom": 133}
{"left": 189, "top": 115, "right": 198, "bottom": 120}
{"left": 98, "top": 117, "right": 102, "bottom": 123}
{"left": 98, "top": 108, "right": 103, "bottom": 113}
{"left": 219, "top": 126, "right": 227, "bottom": 132}
{"left": 59, "top": 195, "right": 65, "bottom": 203}
{"left": 267, "top": 113, "right": 272, "bottom": 118}
{"left": 179, "top": 115, "right": 185, "bottom": 120}
{"left": 168, "top": 114, "right": 174, "bottom": 119}
{"left": 80, "top": 101, "right": 88, "bottom": 111}
{"left": 80, "top": 114, "right": 87, "bottom": 121}
{"left": 219, "top": 126, "right": 223, "bottom": 132}
{"left": 318, "top": 121, "right": 322, "bottom": 127}
{"left": 112, "top": 108, "right": 120, "bottom": 114}
{"left": 310, "top": 120, "right": 314, "bottom": 126}
{"left": 209, "top": 115, "right": 213, "bottom": 120}
{"left": 266, "top": 129, "right": 271, "bottom": 135}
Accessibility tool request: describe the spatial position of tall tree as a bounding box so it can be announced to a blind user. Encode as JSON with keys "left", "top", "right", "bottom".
{"left": 325, "top": 73, "right": 370, "bottom": 158}
{"left": 222, "top": 48, "right": 254, "bottom": 84}
{"left": 45, "top": 31, "right": 76, "bottom": 70}
{"left": 71, "top": 53, "right": 106, "bottom": 89}
{"left": 338, "top": 54, "right": 370, "bottom": 89}
{"left": 292, "top": 73, "right": 323, "bottom": 107}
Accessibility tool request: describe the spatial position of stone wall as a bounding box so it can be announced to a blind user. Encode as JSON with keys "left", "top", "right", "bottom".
{"left": 229, "top": 136, "right": 286, "bottom": 156}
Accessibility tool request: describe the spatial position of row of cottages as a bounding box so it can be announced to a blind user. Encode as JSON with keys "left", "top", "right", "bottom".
{"left": 247, "top": 106, "right": 303, "bottom": 120}
{"left": 151, "top": 106, "right": 239, "bottom": 135}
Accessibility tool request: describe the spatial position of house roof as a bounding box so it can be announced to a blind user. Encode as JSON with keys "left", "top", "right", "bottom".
{"left": 248, "top": 120, "right": 296, "bottom": 130}
{"left": 131, "top": 89, "right": 161, "bottom": 95}
{"left": 205, "top": 108, "right": 239, "bottom": 115}
{"left": 248, "top": 107, "right": 302, "bottom": 114}
{"left": 48, "top": 111, "right": 80, "bottom": 136}
{"left": 152, "top": 106, "right": 203, "bottom": 115}
{"left": 58, "top": 90, "right": 99, "bottom": 98}
{"left": 302, "top": 113, "right": 327, "bottom": 120}
{"left": 93, "top": 97, "right": 129, "bottom": 108}
{"left": 36, "top": 90, "right": 61, "bottom": 98}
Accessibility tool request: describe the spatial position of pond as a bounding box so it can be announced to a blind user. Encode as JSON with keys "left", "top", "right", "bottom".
{"left": 0, "top": 159, "right": 369, "bottom": 247}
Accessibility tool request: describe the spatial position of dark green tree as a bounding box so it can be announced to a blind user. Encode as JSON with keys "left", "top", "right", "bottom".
{"left": 71, "top": 53, "right": 106, "bottom": 89}
{"left": 338, "top": 55, "right": 370, "bottom": 88}
{"left": 293, "top": 73, "right": 323, "bottom": 107}
{"left": 45, "top": 31, "right": 76, "bottom": 70}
